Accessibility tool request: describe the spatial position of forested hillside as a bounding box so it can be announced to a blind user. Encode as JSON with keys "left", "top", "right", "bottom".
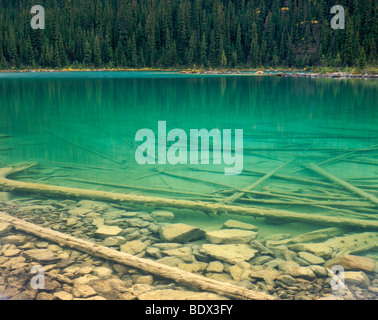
{"left": 0, "top": 0, "right": 376, "bottom": 69}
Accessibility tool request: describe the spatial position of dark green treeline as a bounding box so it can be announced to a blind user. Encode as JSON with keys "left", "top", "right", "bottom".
{"left": 0, "top": 0, "right": 376, "bottom": 69}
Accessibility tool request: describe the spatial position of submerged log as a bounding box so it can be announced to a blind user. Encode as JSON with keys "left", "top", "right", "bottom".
{"left": 221, "top": 159, "right": 294, "bottom": 204}
{"left": 305, "top": 163, "right": 378, "bottom": 206}
{"left": 1, "top": 163, "right": 378, "bottom": 230}
{"left": 0, "top": 211, "right": 275, "bottom": 300}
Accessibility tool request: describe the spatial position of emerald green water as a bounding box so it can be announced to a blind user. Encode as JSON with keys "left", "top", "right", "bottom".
{"left": 0, "top": 72, "right": 377, "bottom": 235}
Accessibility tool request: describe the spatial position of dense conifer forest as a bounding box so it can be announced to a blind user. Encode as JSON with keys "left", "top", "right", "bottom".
{"left": 0, "top": 0, "right": 376, "bottom": 70}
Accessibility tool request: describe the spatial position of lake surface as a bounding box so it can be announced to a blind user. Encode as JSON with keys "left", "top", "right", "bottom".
{"left": 0, "top": 71, "right": 377, "bottom": 236}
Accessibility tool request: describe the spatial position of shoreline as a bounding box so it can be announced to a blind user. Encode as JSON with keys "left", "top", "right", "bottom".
{"left": 0, "top": 68, "right": 377, "bottom": 79}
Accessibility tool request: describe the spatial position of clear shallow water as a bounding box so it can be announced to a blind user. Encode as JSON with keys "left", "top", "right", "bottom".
{"left": 0, "top": 71, "right": 377, "bottom": 235}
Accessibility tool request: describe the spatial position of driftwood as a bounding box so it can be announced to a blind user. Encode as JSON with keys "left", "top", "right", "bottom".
{"left": 305, "top": 163, "right": 378, "bottom": 206}
{"left": 239, "top": 196, "right": 375, "bottom": 208}
{"left": 2, "top": 163, "right": 378, "bottom": 230}
{"left": 221, "top": 159, "right": 294, "bottom": 204}
{"left": 64, "top": 177, "right": 218, "bottom": 199}
{"left": 291, "top": 144, "right": 378, "bottom": 174}
{"left": 263, "top": 186, "right": 361, "bottom": 201}
{"left": 158, "top": 169, "right": 237, "bottom": 189}
{"left": 0, "top": 211, "right": 275, "bottom": 300}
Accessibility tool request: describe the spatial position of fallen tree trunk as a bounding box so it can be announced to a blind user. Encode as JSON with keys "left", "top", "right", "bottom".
{"left": 0, "top": 211, "right": 275, "bottom": 300}
{"left": 305, "top": 163, "right": 378, "bottom": 206}
{"left": 1, "top": 163, "right": 378, "bottom": 230}
{"left": 221, "top": 159, "right": 294, "bottom": 204}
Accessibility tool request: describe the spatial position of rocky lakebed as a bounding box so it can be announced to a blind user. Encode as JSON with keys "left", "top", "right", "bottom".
{"left": 0, "top": 191, "right": 377, "bottom": 300}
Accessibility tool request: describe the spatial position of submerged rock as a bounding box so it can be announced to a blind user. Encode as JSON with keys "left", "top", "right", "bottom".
{"left": 222, "top": 220, "right": 258, "bottom": 231}
{"left": 177, "top": 262, "right": 208, "bottom": 273}
{"left": 344, "top": 271, "right": 370, "bottom": 288}
{"left": 276, "top": 274, "right": 298, "bottom": 286}
{"left": 151, "top": 210, "right": 175, "bottom": 222}
{"left": 146, "top": 247, "right": 162, "bottom": 259}
{"left": 206, "top": 261, "right": 224, "bottom": 273}
{"left": 325, "top": 255, "right": 376, "bottom": 273}
{"left": 289, "top": 227, "right": 345, "bottom": 244}
{"left": 249, "top": 265, "right": 281, "bottom": 280}
{"left": 201, "top": 244, "right": 257, "bottom": 264}
{"left": 0, "top": 235, "right": 27, "bottom": 245}
{"left": 155, "top": 256, "right": 183, "bottom": 267}
{"left": 0, "top": 222, "right": 13, "bottom": 236}
{"left": 289, "top": 232, "right": 378, "bottom": 259}
{"left": 297, "top": 252, "right": 325, "bottom": 265}
{"left": 229, "top": 262, "right": 251, "bottom": 281}
{"left": 76, "top": 200, "right": 111, "bottom": 211}
{"left": 23, "top": 249, "right": 60, "bottom": 264}
{"left": 289, "top": 243, "right": 333, "bottom": 259}
{"left": 120, "top": 240, "right": 147, "bottom": 255}
{"left": 102, "top": 236, "right": 126, "bottom": 247}
{"left": 137, "top": 289, "right": 228, "bottom": 300}
{"left": 279, "top": 263, "right": 316, "bottom": 280}
{"left": 94, "top": 225, "right": 123, "bottom": 239}
{"left": 68, "top": 207, "right": 93, "bottom": 216}
{"left": 0, "top": 192, "right": 12, "bottom": 201}
{"left": 309, "top": 265, "right": 328, "bottom": 278}
{"left": 159, "top": 223, "right": 205, "bottom": 243}
{"left": 205, "top": 229, "right": 257, "bottom": 244}
{"left": 162, "top": 246, "right": 195, "bottom": 263}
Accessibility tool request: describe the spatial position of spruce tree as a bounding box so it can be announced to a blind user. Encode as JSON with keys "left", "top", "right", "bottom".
{"left": 235, "top": 24, "right": 243, "bottom": 64}
{"left": 358, "top": 47, "right": 367, "bottom": 69}
{"left": 200, "top": 32, "right": 207, "bottom": 67}
{"left": 83, "top": 40, "right": 92, "bottom": 66}
{"left": 93, "top": 36, "right": 102, "bottom": 68}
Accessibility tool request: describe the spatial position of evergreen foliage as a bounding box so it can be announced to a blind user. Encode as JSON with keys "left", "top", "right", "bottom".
{"left": 0, "top": 0, "right": 376, "bottom": 69}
